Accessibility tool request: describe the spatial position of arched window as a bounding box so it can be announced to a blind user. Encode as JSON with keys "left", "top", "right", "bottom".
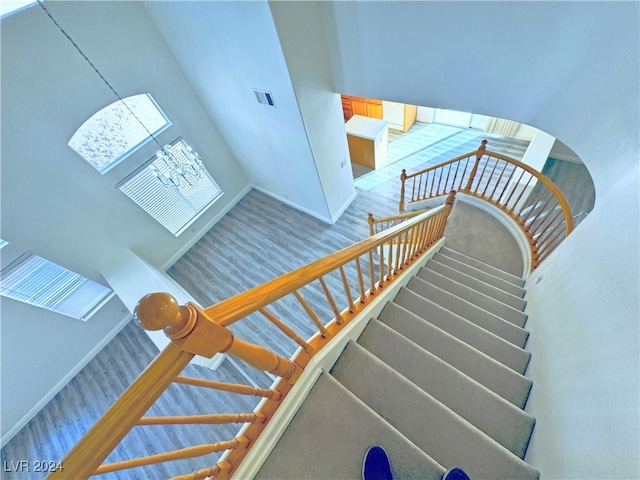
{"left": 68, "top": 93, "right": 170, "bottom": 173}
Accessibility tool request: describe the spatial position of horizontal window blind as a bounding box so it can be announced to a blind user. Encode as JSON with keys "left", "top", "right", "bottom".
{"left": 0, "top": 253, "right": 113, "bottom": 321}
{"left": 118, "top": 139, "right": 223, "bottom": 236}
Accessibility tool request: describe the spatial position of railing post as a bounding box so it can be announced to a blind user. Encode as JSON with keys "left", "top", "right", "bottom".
{"left": 135, "top": 293, "right": 303, "bottom": 384}
{"left": 445, "top": 189, "right": 457, "bottom": 209}
{"left": 464, "top": 139, "right": 487, "bottom": 191}
{"left": 399, "top": 169, "right": 407, "bottom": 212}
{"left": 367, "top": 212, "right": 375, "bottom": 236}
{"left": 438, "top": 190, "right": 457, "bottom": 236}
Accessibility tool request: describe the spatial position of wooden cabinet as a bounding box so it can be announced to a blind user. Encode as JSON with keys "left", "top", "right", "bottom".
{"left": 345, "top": 115, "right": 389, "bottom": 170}
{"left": 341, "top": 96, "right": 416, "bottom": 132}
{"left": 341, "top": 95, "right": 353, "bottom": 121}
{"left": 341, "top": 96, "right": 382, "bottom": 121}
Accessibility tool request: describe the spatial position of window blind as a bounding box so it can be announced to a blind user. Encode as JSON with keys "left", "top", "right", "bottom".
{"left": 118, "top": 139, "right": 223, "bottom": 236}
{"left": 0, "top": 253, "right": 113, "bottom": 321}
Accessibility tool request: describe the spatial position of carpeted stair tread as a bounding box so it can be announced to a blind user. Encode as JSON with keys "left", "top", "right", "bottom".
{"left": 393, "top": 288, "right": 531, "bottom": 374}
{"left": 439, "top": 247, "right": 526, "bottom": 287}
{"left": 423, "top": 261, "right": 527, "bottom": 310}
{"left": 399, "top": 282, "right": 529, "bottom": 348}
{"left": 255, "top": 372, "right": 446, "bottom": 480}
{"left": 357, "top": 320, "right": 536, "bottom": 458}
{"left": 330, "top": 342, "right": 540, "bottom": 479}
{"left": 410, "top": 272, "right": 528, "bottom": 328}
{"left": 433, "top": 252, "right": 526, "bottom": 297}
{"left": 378, "top": 302, "right": 532, "bottom": 408}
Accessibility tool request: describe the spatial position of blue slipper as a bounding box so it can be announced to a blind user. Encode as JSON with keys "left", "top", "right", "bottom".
{"left": 443, "top": 467, "right": 471, "bottom": 480}
{"left": 363, "top": 445, "right": 393, "bottom": 480}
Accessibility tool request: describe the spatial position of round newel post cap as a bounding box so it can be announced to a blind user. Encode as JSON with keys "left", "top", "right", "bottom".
{"left": 134, "top": 292, "right": 198, "bottom": 340}
{"left": 134, "top": 292, "right": 180, "bottom": 332}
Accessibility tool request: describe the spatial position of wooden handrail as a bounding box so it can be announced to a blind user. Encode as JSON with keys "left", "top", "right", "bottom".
{"left": 398, "top": 140, "right": 575, "bottom": 269}
{"left": 368, "top": 209, "right": 430, "bottom": 236}
{"left": 135, "top": 293, "right": 303, "bottom": 383}
{"left": 203, "top": 206, "right": 446, "bottom": 327}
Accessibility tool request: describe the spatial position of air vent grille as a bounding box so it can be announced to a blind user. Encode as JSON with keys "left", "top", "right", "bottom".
{"left": 253, "top": 89, "right": 276, "bottom": 108}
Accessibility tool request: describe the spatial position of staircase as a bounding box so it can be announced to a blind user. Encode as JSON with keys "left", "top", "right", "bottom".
{"left": 256, "top": 246, "right": 539, "bottom": 479}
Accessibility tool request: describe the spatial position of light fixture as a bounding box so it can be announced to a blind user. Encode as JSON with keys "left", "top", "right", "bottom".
{"left": 37, "top": 0, "right": 203, "bottom": 189}
{"left": 151, "top": 138, "right": 206, "bottom": 188}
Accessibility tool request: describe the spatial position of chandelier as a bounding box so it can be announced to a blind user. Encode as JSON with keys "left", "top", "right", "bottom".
{"left": 151, "top": 138, "right": 206, "bottom": 188}
{"left": 38, "top": 0, "right": 203, "bottom": 189}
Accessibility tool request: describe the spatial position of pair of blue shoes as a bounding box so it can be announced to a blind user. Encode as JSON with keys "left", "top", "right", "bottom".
{"left": 363, "top": 445, "right": 470, "bottom": 480}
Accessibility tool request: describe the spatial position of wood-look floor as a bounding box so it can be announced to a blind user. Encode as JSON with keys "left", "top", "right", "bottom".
{"left": 0, "top": 124, "right": 529, "bottom": 480}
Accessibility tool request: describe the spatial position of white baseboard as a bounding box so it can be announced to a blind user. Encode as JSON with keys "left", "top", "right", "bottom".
{"left": 162, "top": 184, "right": 253, "bottom": 270}
{"left": 0, "top": 314, "right": 133, "bottom": 448}
{"left": 251, "top": 185, "right": 335, "bottom": 225}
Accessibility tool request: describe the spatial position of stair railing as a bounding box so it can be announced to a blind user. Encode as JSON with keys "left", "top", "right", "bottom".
{"left": 367, "top": 209, "right": 428, "bottom": 236}
{"left": 399, "top": 140, "right": 574, "bottom": 269}
{"left": 48, "top": 197, "right": 457, "bottom": 480}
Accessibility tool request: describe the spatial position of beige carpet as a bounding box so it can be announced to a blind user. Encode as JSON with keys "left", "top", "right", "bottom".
{"left": 444, "top": 201, "right": 524, "bottom": 276}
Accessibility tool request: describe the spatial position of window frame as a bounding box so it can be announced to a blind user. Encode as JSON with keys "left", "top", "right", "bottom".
{"left": 0, "top": 251, "right": 114, "bottom": 321}
{"left": 68, "top": 93, "right": 171, "bottom": 174}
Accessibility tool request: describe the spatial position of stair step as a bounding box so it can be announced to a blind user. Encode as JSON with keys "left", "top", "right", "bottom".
{"left": 378, "top": 302, "right": 532, "bottom": 409}
{"left": 440, "top": 247, "right": 526, "bottom": 287}
{"left": 331, "top": 342, "right": 540, "bottom": 479}
{"left": 256, "top": 372, "right": 446, "bottom": 479}
{"left": 393, "top": 288, "right": 531, "bottom": 374}
{"left": 434, "top": 252, "right": 526, "bottom": 297}
{"left": 410, "top": 273, "right": 528, "bottom": 328}
{"left": 358, "top": 320, "right": 536, "bottom": 458}
{"left": 423, "top": 261, "right": 527, "bottom": 310}
{"left": 400, "top": 282, "right": 529, "bottom": 348}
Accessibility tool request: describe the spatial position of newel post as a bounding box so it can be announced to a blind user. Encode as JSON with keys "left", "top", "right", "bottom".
{"left": 464, "top": 139, "right": 487, "bottom": 191}
{"left": 445, "top": 189, "right": 457, "bottom": 208}
{"left": 399, "top": 169, "right": 407, "bottom": 212}
{"left": 135, "top": 293, "right": 303, "bottom": 384}
{"left": 440, "top": 190, "right": 457, "bottom": 235}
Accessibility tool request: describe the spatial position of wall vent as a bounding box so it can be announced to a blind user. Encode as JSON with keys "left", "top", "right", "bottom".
{"left": 253, "top": 89, "right": 276, "bottom": 108}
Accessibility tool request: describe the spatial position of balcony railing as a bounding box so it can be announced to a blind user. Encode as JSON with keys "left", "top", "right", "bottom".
{"left": 398, "top": 140, "right": 574, "bottom": 269}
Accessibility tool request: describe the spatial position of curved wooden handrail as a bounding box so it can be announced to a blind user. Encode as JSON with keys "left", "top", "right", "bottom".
{"left": 399, "top": 140, "right": 575, "bottom": 269}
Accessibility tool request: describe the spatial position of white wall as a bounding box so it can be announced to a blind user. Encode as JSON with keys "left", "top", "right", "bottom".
{"left": 0, "top": 1, "right": 249, "bottom": 441}
{"left": 144, "top": 1, "right": 336, "bottom": 223}
{"left": 268, "top": 1, "right": 356, "bottom": 222}
{"left": 321, "top": 1, "right": 639, "bottom": 477}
